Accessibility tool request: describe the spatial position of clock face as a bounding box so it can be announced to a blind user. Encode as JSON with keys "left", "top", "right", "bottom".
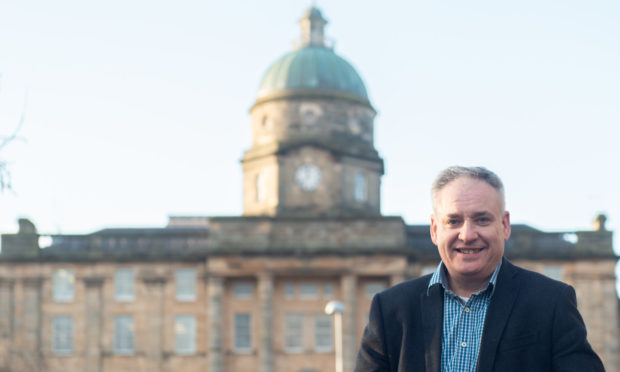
{"left": 294, "top": 164, "right": 322, "bottom": 191}
{"left": 299, "top": 103, "right": 322, "bottom": 126}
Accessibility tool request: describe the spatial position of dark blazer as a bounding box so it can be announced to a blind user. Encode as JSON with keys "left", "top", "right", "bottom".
{"left": 355, "top": 259, "right": 605, "bottom": 372}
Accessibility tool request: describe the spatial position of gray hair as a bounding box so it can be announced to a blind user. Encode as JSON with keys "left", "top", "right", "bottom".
{"left": 431, "top": 166, "right": 505, "bottom": 212}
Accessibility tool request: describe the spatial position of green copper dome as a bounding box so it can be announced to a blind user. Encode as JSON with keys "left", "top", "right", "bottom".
{"left": 257, "top": 46, "right": 368, "bottom": 101}
{"left": 256, "top": 7, "right": 369, "bottom": 103}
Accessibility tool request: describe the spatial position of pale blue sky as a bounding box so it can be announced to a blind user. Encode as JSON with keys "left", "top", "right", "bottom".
{"left": 1, "top": 1, "right": 619, "bottom": 258}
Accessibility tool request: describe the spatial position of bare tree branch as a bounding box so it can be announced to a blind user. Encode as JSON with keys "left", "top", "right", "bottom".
{"left": 0, "top": 82, "right": 28, "bottom": 193}
{"left": 0, "top": 91, "right": 28, "bottom": 151}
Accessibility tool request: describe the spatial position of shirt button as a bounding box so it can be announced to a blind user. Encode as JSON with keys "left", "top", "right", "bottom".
{"left": 464, "top": 307, "right": 470, "bottom": 313}
{"left": 461, "top": 342, "right": 467, "bottom": 348}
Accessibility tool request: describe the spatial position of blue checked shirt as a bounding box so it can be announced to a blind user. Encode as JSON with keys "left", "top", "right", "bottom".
{"left": 427, "top": 261, "right": 502, "bottom": 372}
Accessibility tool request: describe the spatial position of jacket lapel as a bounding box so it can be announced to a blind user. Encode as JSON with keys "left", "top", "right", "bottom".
{"left": 421, "top": 284, "right": 443, "bottom": 372}
{"left": 476, "top": 258, "right": 520, "bottom": 372}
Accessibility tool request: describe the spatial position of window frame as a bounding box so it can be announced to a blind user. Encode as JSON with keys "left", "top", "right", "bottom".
{"left": 314, "top": 314, "right": 333, "bottom": 352}
{"left": 233, "top": 313, "right": 252, "bottom": 352}
{"left": 233, "top": 283, "right": 254, "bottom": 299}
{"left": 51, "top": 316, "right": 73, "bottom": 355}
{"left": 53, "top": 269, "right": 75, "bottom": 303}
{"left": 284, "top": 283, "right": 295, "bottom": 299}
{"left": 114, "top": 315, "right": 135, "bottom": 355}
{"left": 175, "top": 269, "right": 196, "bottom": 302}
{"left": 322, "top": 283, "right": 333, "bottom": 299}
{"left": 175, "top": 315, "right": 196, "bottom": 355}
{"left": 114, "top": 268, "right": 135, "bottom": 302}
{"left": 299, "top": 283, "right": 318, "bottom": 299}
{"left": 353, "top": 172, "right": 368, "bottom": 202}
{"left": 284, "top": 313, "right": 304, "bottom": 353}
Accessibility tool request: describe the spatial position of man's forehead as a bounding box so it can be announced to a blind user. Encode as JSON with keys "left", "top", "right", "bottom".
{"left": 434, "top": 178, "right": 503, "bottom": 214}
{"left": 437, "top": 178, "right": 498, "bottom": 201}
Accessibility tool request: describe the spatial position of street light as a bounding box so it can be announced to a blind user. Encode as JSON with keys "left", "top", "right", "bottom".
{"left": 324, "top": 301, "right": 345, "bottom": 372}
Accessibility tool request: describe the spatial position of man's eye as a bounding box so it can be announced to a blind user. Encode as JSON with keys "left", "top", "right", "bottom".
{"left": 447, "top": 219, "right": 459, "bottom": 225}
{"left": 477, "top": 217, "right": 491, "bottom": 224}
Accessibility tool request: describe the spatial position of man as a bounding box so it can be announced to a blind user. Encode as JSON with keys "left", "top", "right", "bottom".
{"left": 355, "top": 166, "right": 604, "bottom": 372}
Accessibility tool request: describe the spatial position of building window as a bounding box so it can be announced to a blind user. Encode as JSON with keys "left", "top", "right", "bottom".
{"left": 115, "top": 269, "right": 134, "bottom": 302}
{"left": 354, "top": 172, "right": 368, "bottom": 202}
{"left": 52, "top": 316, "right": 73, "bottom": 354}
{"left": 175, "top": 269, "right": 196, "bottom": 301}
{"left": 365, "top": 281, "right": 386, "bottom": 298}
{"left": 234, "top": 313, "right": 252, "bottom": 352}
{"left": 299, "top": 283, "right": 318, "bottom": 299}
{"left": 53, "top": 269, "right": 74, "bottom": 302}
{"left": 543, "top": 265, "right": 564, "bottom": 281}
{"left": 314, "top": 314, "right": 332, "bottom": 351}
{"left": 234, "top": 283, "right": 253, "bottom": 299}
{"left": 284, "top": 313, "right": 303, "bottom": 352}
{"left": 284, "top": 283, "right": 295, "bottom": 299}
{"left": 114, "top": 316, "right": 134, "bottom": 355}
{"left": 323, "top": 283, "right": 333, "bottom": 298}
{"left": 175, "top": 315, "right": 196, "bottom": 355}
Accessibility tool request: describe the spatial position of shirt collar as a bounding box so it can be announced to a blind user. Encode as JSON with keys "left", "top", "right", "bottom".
{"left": 427, "top": 259, "right": 502, "bottom": 296}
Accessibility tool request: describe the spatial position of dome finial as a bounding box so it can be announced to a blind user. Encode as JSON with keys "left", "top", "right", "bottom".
{"left": 299, "top": 6, "right": 328, "bottom": 47}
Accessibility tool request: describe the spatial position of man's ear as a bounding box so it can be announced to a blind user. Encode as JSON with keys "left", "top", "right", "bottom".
{"left": 502, "top": 211, "right": 511, "bottom": 241}
{"left": 430, "top": 214, "right": 438, "bottom": 245}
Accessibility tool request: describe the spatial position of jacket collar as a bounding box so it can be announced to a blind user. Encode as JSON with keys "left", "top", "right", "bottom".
{"left": 476, "top": 258, "right": 520, "bottom": 372}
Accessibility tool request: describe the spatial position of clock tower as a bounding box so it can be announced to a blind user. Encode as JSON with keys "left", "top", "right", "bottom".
{"left": 242, "top": 7, "right": 384, "bottom": 218}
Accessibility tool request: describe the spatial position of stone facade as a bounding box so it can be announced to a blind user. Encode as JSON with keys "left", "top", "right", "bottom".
{"left": 0, "top": 219, "right": 617, "bottom": 372}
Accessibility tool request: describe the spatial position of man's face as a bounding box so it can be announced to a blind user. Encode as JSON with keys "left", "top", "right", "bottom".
{"left": 430, "top": 177, "right": 511, "bottom": 285}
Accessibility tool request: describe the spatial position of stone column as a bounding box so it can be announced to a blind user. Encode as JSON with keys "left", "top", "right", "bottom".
{"left": 207, "top": 276, "right": 223, "bottom": 372}
{"left": 0, "top": 278, "right": 14, "bottom": 370}
{"left": 257, "top": 273, "right": 274, "bottom": 372}
{"left": 142, "top": 275, "right": 167, "bottom": 372}
{"left": 83, "top": 277, "right": 104, "bottom": 372}
{"left": 20, "top": 277, "right": 43, "bottom": 372}
{"left": 341, "top": 275, "right": 357, "bottom": 372}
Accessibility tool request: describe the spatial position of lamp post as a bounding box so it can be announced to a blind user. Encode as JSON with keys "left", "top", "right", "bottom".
{"left": 324, "top": 300, "right": 345, "bottom": 372}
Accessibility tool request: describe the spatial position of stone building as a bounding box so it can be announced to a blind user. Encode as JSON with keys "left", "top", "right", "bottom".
{"left": 0, "top": 7, "right": 618, "bottom": 372}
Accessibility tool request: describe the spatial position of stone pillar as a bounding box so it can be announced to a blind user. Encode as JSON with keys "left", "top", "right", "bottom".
{"left": 207, "top": 276, "right": 224, "bottom": 372}
{"left": 83, "top": 277, "right": 104, "bottom": 372}
{"left": 257, "top": 273, "right": 274, "bottom": 372}
{"left": 20, "top": 277, "right": 43, "bottom": 372}
{"left": 341, "top": 275, "right": 357, "bottom": 372}
{"left": 0, "top": 278, "right": 14, "bottom": 370}
{"left": 142, "top": 275, "right": 167, "bottom": 372}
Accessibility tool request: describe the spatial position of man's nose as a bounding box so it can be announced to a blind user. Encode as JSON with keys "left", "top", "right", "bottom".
{"left": 458, "top": 220, "right": 478, "bottom": 243}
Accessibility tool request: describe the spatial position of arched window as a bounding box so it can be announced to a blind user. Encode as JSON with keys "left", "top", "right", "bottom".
{"left": 354, "top": 172, "right": 367, "bottom": 202}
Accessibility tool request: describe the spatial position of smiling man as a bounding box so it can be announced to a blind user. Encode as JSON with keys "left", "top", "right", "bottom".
{"left": 355, "top": 166, "right": 604, "bottom": 372}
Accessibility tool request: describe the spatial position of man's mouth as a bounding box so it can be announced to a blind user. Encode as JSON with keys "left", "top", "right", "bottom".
{"left": 455, "top": 248, "right": 483, "bottom": 254}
